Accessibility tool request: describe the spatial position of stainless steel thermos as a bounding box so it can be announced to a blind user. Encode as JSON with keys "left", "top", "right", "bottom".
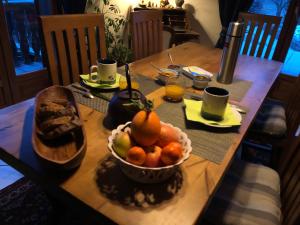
{"left": 217, "top": 22, "right": 244, "bottom": 84}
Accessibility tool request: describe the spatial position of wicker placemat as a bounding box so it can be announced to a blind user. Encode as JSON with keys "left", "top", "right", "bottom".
{"left": 209, "top": 75, "right": 252, "bottom": 102}
{"left": 68, "top": 85, "right": 110, "bottom": 113}
{"left": 136, "top": 75, "right": 161, "bottom": 96}
{"left": 69, "top": 75, "right": 161, "bottom": 113}
{"left": 182, "top": 74, "right": 252, "bottom": 102}
{"left": 156, "top": 102, "right": 244, "bottom": 164}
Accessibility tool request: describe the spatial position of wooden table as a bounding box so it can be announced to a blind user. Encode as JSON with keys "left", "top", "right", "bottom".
{"left": 0, "top": 43, "right": 282, "bottom": 225}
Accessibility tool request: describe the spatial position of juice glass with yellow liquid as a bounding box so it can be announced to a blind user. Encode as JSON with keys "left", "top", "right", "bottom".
{"left": 165, "top": 75, "right": 185, "bottom": 102}
{"left": 119, "top": 75, "right": 140, "bottom": 90}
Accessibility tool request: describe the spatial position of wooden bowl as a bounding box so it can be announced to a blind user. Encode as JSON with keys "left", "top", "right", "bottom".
{"left": 32, "top": 85, "right": 87, "bottom": 170}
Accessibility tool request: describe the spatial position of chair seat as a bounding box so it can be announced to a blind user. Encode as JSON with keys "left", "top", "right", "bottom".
{"left": 204, "top": 160, "right": 281, "bottom": 225}
{"left": 251, "top": 98, "right": 287, "bottom": 137}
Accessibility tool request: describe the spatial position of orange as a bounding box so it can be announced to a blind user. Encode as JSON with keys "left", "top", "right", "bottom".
{"left": 131, "top": 110, "right": 161, "bottom": 147}
{"left": 126, "top": 146, "right": 146, "bottom": 166}
{"left": 161, "top": 142, "right": 183, "bottom": 165}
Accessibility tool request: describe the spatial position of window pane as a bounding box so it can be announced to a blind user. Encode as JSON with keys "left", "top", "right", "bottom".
{"left": 249, "top": 0, "right": 290, "bottom": 17}
{"left": 2, "top": 0, "right": 44, "bottom": 76}
{"left": 281, "top": 23, "right": 300, "bottom": 76}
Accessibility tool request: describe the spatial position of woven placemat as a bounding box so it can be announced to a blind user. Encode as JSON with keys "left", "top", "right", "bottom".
{"left": 156, "top": 102, "right": 244, "bottom": 164}
{"left": 182, "top": 74, "right": 252, "bottom": 102}
{"left": 136, "top": 75, "right": 161, "bottom": 96}
{"left": 68, "top": 85, "right": 110, "bottom": 113}
{"left": 209, "top": 75, "right": 252, "bottom": 102}
{"left": 69, "top": 75, "right": 161, "bottom": 113}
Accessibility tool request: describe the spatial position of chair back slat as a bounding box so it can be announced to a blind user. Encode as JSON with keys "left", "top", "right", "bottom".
{"left": 155, "top": 18, "right": 163, "bottom": 52}
{"left": 242, "top": 19, "right": 255, "bottom": 55}
{"left": 55, "top": 31, "right": 70, "bottom": 85}
{"left": 285, "top": 75, "right": 300, "bottom": 135}
{"left": 65, "top": 29, "right": 80, "bottom": 83}
{"left": 88, "top": 26, "right": 98, "bottom": 66}
{"left": 249, "top": 21, "right": 264, "bottom": 56}
{"left": 151, "top": 20, "right": 159, "bottom": 54}
{"left": 256, "top": 22, "right": 272, "bottom": 57}
{"left": 285, "top": 194, "right": 300, "bottom": 225}
{"left": 97, "top": 25, "right": 107, "bottom": 59}
{"left": 148, "top": 20, "right": 154, "bottom": 55}
{"left": 40, "top": 14, "right": 106, "bottom": 85}
{"left": 43, "top": 31, "right": 59, "bottom": 85}
{"left": 239, "top": 12, "right": 281, "bottom": 59}
{"left": 142, "top": 21, "right": 149, "bottom": 57}
{"left": 280, "top": 147, "right": 300, "bottom": 204}
{"left": 281, "top": 149, "right": 300, "bottom": 225}
{"left": 275, "top": 74, "right": 300, "bottom": 225}
{"left": 77, "top": 27, "right": 90, "bottom": 74}
{"left": 131, "top": 10, "right": 163, "bottom": 60}
{"left": 264, "top": 22, "right": 280, "bottom": 59}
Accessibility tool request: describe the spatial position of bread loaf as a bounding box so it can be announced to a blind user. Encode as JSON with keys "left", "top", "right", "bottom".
{"left": 37, "top": 100, "right": 81, "bottom": 140}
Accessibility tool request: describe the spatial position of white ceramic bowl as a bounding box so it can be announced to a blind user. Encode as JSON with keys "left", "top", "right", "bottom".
{"left": 157, "top": 69, "right": 179, "bottom": 84}
{"left": 193, "top": 75, "right": 210, "bottom": 89}
{"left": 107, "top": 121, "right": 192, "bottom": 183}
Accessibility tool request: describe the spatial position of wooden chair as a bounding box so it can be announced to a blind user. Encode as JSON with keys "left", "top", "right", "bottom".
{"left": 203, "top": 123, "right": 300, "bottom": 225}
{"left": 166, "top": 15, "right": 200, "bottom": 47}
{"left": 130, "top": 10, "right": 163, "bottom": 60}
{"left": 239, "top": 12, "right": 281, "bottom": 59}
{"left": 40, "top": 14, "right": 106, "bottom": 86}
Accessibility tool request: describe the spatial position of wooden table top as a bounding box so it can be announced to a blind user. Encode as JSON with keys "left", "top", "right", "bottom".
{"left": 0, "top": 42, "right": 282, "bottom": 225}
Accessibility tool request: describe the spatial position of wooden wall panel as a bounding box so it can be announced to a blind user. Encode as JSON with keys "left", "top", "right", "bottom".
{"left": 15, "top": 70, "right": 50, "bottom": 102}
{"left": 0, "top": 88, "right": 8, "bottom": 109}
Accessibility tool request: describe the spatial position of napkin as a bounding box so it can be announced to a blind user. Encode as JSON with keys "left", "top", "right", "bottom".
{"left": 182, "top": 66, "right": 213, "bottom": 78}
{"left": 80, "top": 73, "right": 121, "bottom": 88}
{"left": 183, "top": 99, "right": 241, "bottom": 126}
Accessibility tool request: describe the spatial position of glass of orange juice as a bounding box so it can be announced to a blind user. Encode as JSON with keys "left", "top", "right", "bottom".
{"left": 165, "top": 75, "right": 185, "bottom": 102}
{"left": 119, "top": 75, "right": 140, "bottom": 90}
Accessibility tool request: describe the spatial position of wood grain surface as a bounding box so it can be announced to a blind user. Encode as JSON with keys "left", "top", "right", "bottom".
{"left": 0, "top": 42, "right": 282, "bottom": 225}
{"left": 32, "top": 86, "right": 87, "bottom": 170}
{"left": 131, "top": 10, "right": 163, "bottom": 61}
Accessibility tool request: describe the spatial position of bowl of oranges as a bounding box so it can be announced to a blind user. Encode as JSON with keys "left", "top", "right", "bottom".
{"left": 108, "top": 110, "right": 192, "bottom": 183}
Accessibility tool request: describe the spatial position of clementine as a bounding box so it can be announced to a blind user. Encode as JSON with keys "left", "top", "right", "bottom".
{"left": 126, "top": 146, "right": 146, "bottom": 166}
{"left": 131, "top": 110, "right": 161, "bottom": 146}
{"left": 161, "top": 142, "right": 183, "bottom": 165}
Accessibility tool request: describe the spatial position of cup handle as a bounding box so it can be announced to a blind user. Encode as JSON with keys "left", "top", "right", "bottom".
{"left": 89, "top": 65, "right": 98, "bottom": 82}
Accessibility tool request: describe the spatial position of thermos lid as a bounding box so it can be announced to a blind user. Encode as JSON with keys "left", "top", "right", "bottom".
{"left": 227, "top": 22, "right": 244, "bottom": 37}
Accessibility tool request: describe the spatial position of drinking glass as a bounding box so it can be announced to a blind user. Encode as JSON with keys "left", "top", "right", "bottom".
{"left": 165, "top": 75, "right": 185, "bottom": 102}
{"left": 119, "top": 75, "right": 140, "bottom": 90}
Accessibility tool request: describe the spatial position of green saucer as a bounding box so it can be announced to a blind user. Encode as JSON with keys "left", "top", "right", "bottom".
{"left": 80, "top": 73, "right": 121, "bottom": 89}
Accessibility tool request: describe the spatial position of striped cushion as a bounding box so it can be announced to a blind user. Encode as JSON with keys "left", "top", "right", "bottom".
{"left": 204, "top": 160, "right": 281, "bottom": 225}
{"left": 251, "top": 98, "right": 287, "bottom": 137}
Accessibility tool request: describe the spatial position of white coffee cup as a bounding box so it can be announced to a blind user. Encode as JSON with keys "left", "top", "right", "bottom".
{"left": 201, "top": 87, "right": 229, "bottom": 121}
{"left": 89, "top": 59, "right": 117, "bottom": 84}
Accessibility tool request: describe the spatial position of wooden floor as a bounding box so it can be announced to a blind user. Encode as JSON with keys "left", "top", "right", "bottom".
{"left": 0, "top": 159, "right": 23, "bottom": 190}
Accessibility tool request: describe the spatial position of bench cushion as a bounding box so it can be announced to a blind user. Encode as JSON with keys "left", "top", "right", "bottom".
{"left": 204, "top": 160, "right": 281, "bottom": 225}
{"left": 251, "top": 98, "right": 287, "bottom": 137}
